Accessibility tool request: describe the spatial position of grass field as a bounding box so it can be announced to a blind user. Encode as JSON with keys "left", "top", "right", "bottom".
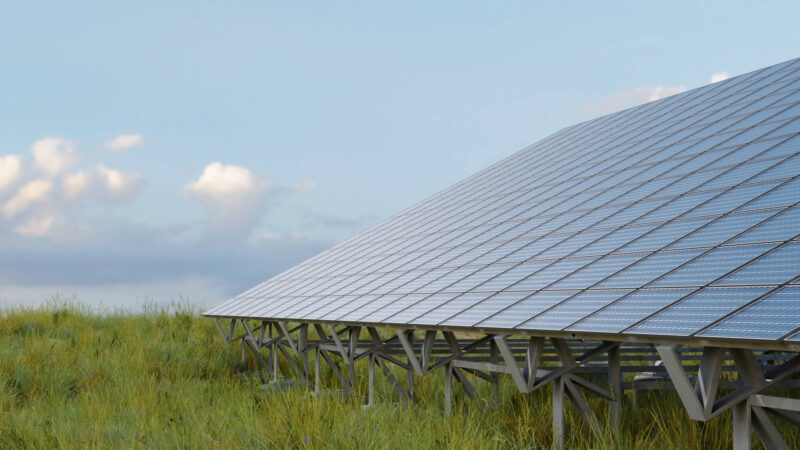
{"left": 0, "top": 303, "right": 796, "bottom": 449}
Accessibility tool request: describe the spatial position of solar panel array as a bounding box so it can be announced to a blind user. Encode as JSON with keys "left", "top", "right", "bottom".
{"left": 205, "top": 57, "right": 800, "bottom": 343}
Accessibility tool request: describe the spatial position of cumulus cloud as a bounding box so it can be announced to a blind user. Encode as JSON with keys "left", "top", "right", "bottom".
{"left": 0, "top": 137, "right": 336, "bottom": 310}
{"left": 96, "top": 165, "right": 143, "bottom": 203}
{"left": 31, "top": 137, "right": 79, "bottom": 176}
{"left": 104, "top": 134, "right": 146, "bottom": 151}
{"left": 0, "top": 154, "right": 22, "bottom": 192}
{"left": 710, "top": 72, "right": 730, "bottom": 83}
{"left": 293, "top": 179, "right": 318, "bottom": 194}
{"left": 3, "top": 179, "right": 53, "bottom": 218}
{"left": 186, "top": 162, "right": 269, "bottom": 198}
{"left": 13, "top": 215, "right": 54, "bottom": 237}
{"left": 186, "top": 162, "right": 272, "bottom": 238}
{"left": 582, "top": 85, "right": 687, "bottom": 116}
{"left": 0, "top": 137, "right": 149, "bottom": 244}
{"left": 62, "top": 171, "right": 90, "bottom": 199}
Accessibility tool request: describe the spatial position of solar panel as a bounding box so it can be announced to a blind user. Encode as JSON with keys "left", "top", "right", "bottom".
{"left": 629, "top": 286, "right": 772, "bottom": 336}
{"left": 518, "top": 290, "right": 631, "bottom": 331}
{"left": 204, "top": 57, "right": 800, "bottom": 345}
{"left": 477, "top": 291, "right": 573, "bottom": 329}
{"left": 698, "top": 286, "right": 800, "bottom": 340}
{"left": 569, "top": 288, "right": 694, "bottom": 333}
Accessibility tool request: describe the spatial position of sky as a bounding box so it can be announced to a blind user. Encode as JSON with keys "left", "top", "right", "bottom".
{"left": 1, "top": 1, "right": 799, "bottom": 311}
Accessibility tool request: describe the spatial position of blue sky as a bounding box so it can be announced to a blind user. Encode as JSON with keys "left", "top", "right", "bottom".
{"left": 1, "top": 2, "right": 798, "bottom": 309}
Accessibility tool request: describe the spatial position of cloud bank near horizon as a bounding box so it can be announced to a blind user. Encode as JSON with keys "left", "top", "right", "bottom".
{"left": 0, "top": 135, "right": 331, "bottom": 309}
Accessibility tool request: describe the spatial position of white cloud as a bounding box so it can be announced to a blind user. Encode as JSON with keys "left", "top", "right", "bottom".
{"left": 104, "top": 134, "right": 146, "bottom": 151}
{"left": 186, "top": 162, "right": 272, "bottom": 238}
{"left": 96, "top": 165, "right": 142, "bottom": 202}
{"left": 186, "top": 162, "right": 270, "bottom": 198}
{"left": 32, "top": 137, "right": 79, "bottom": 176}
{"left": 710, "top": 72, "right": 730, "bottom": 83}
{"left": 13, "top": 215, "right": 54, "bottom": 237}
{"left": 62, "top": 171, "right": 90, "bottom": 199}
{"left": 3, "top": 179, "right": 53, "bottom": 218}
{"left": 583, "top": 85, "right": 687, "bottom": 116}
{"left": 0, "top": 154, "right": 22, "bottom": 192}
{"left": 293, "top": 179, "right": 318, "bottom": 194}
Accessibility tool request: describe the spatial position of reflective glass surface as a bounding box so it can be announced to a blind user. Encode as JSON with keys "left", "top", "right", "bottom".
{"left": 630, "top": 286, "right": 770, "bottom": 336}
{"left": 569, "top": 288, "right": 694, "bottom": 333}
{"left": 518, "top": 290, "right": 631, "bottom": 331}
{"left": 699, "top": 286, "right": 800, "bottom": 340}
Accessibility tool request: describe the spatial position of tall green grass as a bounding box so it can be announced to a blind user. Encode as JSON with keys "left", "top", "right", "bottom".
{"left": 0, "top": 303, "right": 794, "bottom": 449}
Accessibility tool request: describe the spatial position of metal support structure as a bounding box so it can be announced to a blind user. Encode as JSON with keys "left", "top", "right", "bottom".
{"left": 608, "top": 344, "right": 622, "bottom": 430}
{"left": 444, "top": 361, "right": 453, "bottom": 416}
{"left": 658, "top": 344, "right": 800, "bottom": 450}
{"left": 553, "top": 377, "right": 565, "bottom": 450}
{"left": 406, "top": 331, "right": 415, "bottom": 402}
{"left": 368, "top": 352, "right": 375, "bottom": 407}
{"left": 489, "top": 339, "right": 499, "bottom": 407}
{"left": 348, "top": 327, "right": 359, "bottom": 392}
{"left": 211, "top": 318, "right": 799, "bottom": 449}
{"left": 733, "top": 400, "right": 752, "bottom": 450}
{"left": 271, "top": 323, "right": 278, "bottom": 381}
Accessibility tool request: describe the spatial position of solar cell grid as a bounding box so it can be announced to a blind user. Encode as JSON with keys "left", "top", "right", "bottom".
{"left": 740, "top": 177, "right": 800, "bottom": 211}
{"left": 205, "top": 58, "right": 800, "bottom": 345}
{"left": 568, "top": 288, "right": 694, "bottom": 333}
{"left": 715, "top": 242, "right": 800, "bottom": 286}
{"left": 698, "top": 286, "right": 800, "bottom": 340}
{"left": 477, "top": 291, "right": 574, "bottom": 329}
{"left": 629, "top": 286, "right": 772, "bottom": 336}
{"left": 519, "top": 289, "right": 631, "bottom": 331}
{"left": 442, "top": 291, "right": 528, "bottom": 326}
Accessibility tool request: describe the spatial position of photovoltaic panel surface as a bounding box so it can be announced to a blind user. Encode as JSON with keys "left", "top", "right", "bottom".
{"left": 205, "top": 57, "right": 800, "bottom": 344}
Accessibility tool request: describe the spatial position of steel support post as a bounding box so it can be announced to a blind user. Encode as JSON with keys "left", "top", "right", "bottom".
{"left": 422, "top": 330, "right": 435, "bottom": 370}
{"left": 267, "top": 322, "right": 274, "bottom": 378}
{"left": 315, "top": 345, "right": 321, "bottom": 394}
{"left": 368, "top": 352, "right": 376, "bottom": 407}
{"left": 444, "top": 362, "right": 453, "bottom": 416}
{"left": 300, "top": 324, "right": 309, "bottom": 384}
{"left": 733, "top": 400, "right": 752, "bottom": 450}
{"left": 608, "top": 343, "right": 621, "bottom": 431}
{"left": 490, "top": 340, "right": 499, "bottom": 406}
{"left": 348, "top": 327, "right": 360, "bottom": 392}
{"left": 553, "top": 376, "right": 565, "bottom": 450}
{"left": 272, "top": 324, "right": 278, "bottom": 381}
{"left": 406, "top": 331, "right": 415, "bottom": 401}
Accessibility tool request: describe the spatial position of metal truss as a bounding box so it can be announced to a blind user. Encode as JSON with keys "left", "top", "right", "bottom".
{"left": 656, "top": 345, "right": 800, "bottom": 450}
{"left": 214, "top": 318, "right": 799, "bottom": 449}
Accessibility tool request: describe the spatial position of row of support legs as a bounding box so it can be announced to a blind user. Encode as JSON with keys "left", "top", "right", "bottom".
{"left": 216, "top": 319, "right": 799, "bottom": 449}
{"left": 233, "top": 321, "right": 625, "bottom": 448}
